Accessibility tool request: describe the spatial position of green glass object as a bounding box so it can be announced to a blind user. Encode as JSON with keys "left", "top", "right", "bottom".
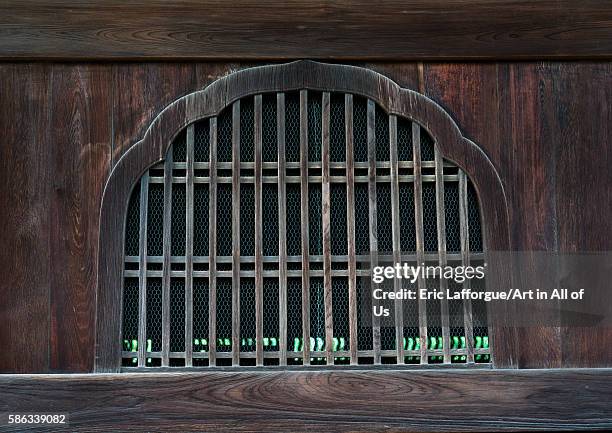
{"left": 316, "top": 337, "right": 324, "bottom": 351}
{"left": 452, "top": 336, "right": 459, "bottom": 350}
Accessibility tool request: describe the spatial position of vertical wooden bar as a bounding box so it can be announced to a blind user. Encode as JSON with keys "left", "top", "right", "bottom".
{"left": 345, "top": 94, "right": 358, "bottom": 365}
{"left": 367, "top": 99, "right": 381, "bottom": 365}
{"left": 161, "top": 148, "right": 173, "bottom": 367}
{"left": 185, "top": 124, "right": 195, "bottom": 367}
{"left": 137, "top": 172, "right": 149, "bottom": 368}
{"left": 413, "top": 123, "right": 428, "bottom": 364}
{"left": 277, "top": 93, "right": 288, "bottom": 366}
{"left": 209, "top": 118, "right": 218, "bottom": 366}
{"left": 254, "top": 94, "right": 264, "bottom": 366}
{"left": 435, "top": 147, "right": 451, "bottom": 364}
{"left": 321, "top": 92, "right": 334, "bottom": 365}
{"left": 232, "top": 101, "right": 241, "bottom": 366}
{"left": 389, "top": 115, "right": 404, "bottom": 364}
{"left": 299, "top": 90, "right": 311, "bottom": 365}
{"left": 459, "top": 170, "right": 475, "bottom": 364}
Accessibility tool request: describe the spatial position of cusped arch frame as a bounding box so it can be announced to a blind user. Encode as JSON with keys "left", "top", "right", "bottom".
{"left": 95, "top": 60, "right": 516, "bottom": 372}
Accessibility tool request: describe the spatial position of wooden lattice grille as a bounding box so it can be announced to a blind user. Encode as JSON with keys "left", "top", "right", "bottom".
{"left": 121, "top": 90, "right": 490, "bottom": 369}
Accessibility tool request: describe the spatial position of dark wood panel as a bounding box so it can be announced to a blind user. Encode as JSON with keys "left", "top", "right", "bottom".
{"left": 1, "top": 1, "right": 611, "bottom": 60}
{"left": 111, "top": 63, "right": 235, "bottom": 165}
{"left": 48, "top": 65, "right": 112, "bottom": 372}
{"left": 422, "top": 63, "right": 561, "bottom": 368}
{"left": 551, "top": 62, "right": 612, "bottom": 367}
{"left": 0, "top": 64, "right": 53, "bottom": 373}
{"left": 1, "top": 369, "right": 611, "bottom": 431}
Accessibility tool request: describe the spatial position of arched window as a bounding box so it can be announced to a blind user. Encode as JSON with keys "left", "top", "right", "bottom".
{"left": 96, "top": 61, "right": 510, "bottom": 372}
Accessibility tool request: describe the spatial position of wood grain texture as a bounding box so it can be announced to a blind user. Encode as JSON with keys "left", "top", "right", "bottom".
{"left": 1, "top": 60, "right": 611, "bottom": 375}
{"left": 1, "top": 369, "right": 612, "bottom": 431}
{"left": 550, "top": 62, "right": 612, "bottom": 367}
{"left": 111, "top": 63, "right": 234, "bottom": 165}
{"left": 0, "top": 64, "right": 53, "bottom": 373}
{"left": 0, "top": 1, "right": 611, "bottom": 60}
{"left": 422, "top": 63, "right": 562, "bottom": 368}
{"left": 47, "top": 65, "right": 113, "bottom": 373}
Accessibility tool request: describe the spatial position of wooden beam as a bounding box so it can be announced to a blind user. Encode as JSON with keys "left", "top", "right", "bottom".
{"left": 321, "top": 92, "right": 334, "bottom": 365}
{"left": 367, "top": 99, "right": 380, "bottom": 364}
{"left": 277, "top": 93, "right": 288, "bottom": 366}
{"left": 412, "top": 123, "right": 428, "bottom": 364}
{"left": 232, "top": 101, "right": 241, "bottom": 366}
{"left": 185, "top": 124, "right": 195, "bottom": 367}
{"left": 299, "top": 90, "right": 311, "bottom": 365}
{"left": 254, "top": 94, "right": 264, "bottom": 366}
{"left": 161, "top": 148, "right": 173, "bottom": 367}
{"left": 208, "top": 118, "right": 218, "bottom": 366}
{"left": 344, "top": 94, "right": 358, "bottom": 365}
{"left": 459, "top": 170, "right": 475, "bottom": 364}
{"left": 2, "top": 1, "right": 611, "bottom": 60}
{"left": 434, "top": 146, "right": 451, "bottom": 364}
{"left": 389, "top": 115, "right": 404, "bottom": 363}
{"left": 137, "top": 173, "right": 149, "bottom": 368}
{"left": 2, "top": 370, "right": 612, "bottom": 431}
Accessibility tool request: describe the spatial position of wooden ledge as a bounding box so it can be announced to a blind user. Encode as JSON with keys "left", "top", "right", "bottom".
{"left": 0, "top": 1, "right": 611, "bottom": 60}
{"left": 1, "top": 368, "right": 611, "bottom": 431}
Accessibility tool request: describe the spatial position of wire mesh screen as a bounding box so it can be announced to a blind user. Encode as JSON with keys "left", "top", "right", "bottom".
{"left": 120, "top": 90, "right": 490, "bottom": 369}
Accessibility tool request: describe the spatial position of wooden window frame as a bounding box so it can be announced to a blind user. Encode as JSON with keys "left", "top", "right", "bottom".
{"left": 95, "top": 60, "right": 513, "bottom": 372}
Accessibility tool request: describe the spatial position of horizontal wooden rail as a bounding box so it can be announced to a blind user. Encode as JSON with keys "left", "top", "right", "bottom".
{"left": 0, "top": 1, "right": 610, "bottom": 60}
{"left": 1, "top": 369, "right": 611, "bottom": 431}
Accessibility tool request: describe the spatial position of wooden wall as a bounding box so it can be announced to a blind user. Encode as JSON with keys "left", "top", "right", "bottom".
{"left": 0, "top": 61, "right": 610, "bottom": 373}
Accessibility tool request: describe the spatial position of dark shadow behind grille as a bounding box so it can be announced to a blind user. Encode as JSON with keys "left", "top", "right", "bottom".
{"left": 120, "top": 88, "right": 489, "bottom": 369}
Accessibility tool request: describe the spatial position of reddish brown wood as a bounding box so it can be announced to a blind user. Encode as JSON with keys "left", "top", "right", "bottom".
{"left": 1, "top": 1, "right": 611, "bottom": 60}
{"left": 0, "top": 64, "right": 53, "bottom": 373}
{"left": 550, "top": 62, "right": 612, "bottom": 367}
{"left": 1, "top": 369, "right": 611, "bottom": 431}
{"left": 47, "top": 65, "right": 113, "bottom": 373}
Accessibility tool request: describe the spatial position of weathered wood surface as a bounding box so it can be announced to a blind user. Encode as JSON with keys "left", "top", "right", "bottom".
{"left": 0, "top": 1, "right": 611, "bottom": 60}
{"left": 0, "top": 61, "right": 610, "bottom": 373}
{"left": 0, "top": 369, "right": 611, "bottom": 431}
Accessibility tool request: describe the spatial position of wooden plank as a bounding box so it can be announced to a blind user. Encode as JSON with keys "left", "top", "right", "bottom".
{"left": 550, "top": 63, "right": 612, "bottom": 368}
{"left": 0, "top": 64, "right": 53, "bottom": 373}
{"left": 47, "top": 65, "right": 112, "bottom": 373}
{"left": 232, "top": 101, "right": 241, "bottom": 366}
{"left": 434, "top": 147, "right": 451, "bottom": 364}
{"left": 388, "top": 115, "right": 404, "bottom": 363}
{"left": 2, "top": 1, "right": 612, "bottom": 60}
{"left": 185, "top": 124, "right": 195, "bottom": 367}
{"left": 254, "top": 94, "right": 264, "bottom": 366}
{"left": 345, "top": 94, "right": 358, "bottom": 365}
{"left": 137, "top": 172, "right": 150, "bottom": 368}
{"left": 161, "top": 148, "right": 173, "bottom": 367}
{"left": 208, "top": 118, "right": 218, "bottom": 366}
{"left": 3, "top": 369, "right": 612, "bottom": 431}
{"left": 277, "top": 93, "right": 288, "bottom": 366}
{"left": 321, "top": 92, "right": 334, "bottom": 365}
{"left": 367, "top": 99, "right": 381, "bottom": 364}
{"left": 299, "top": 90, "right": 311, "bottom": 365}
{"left": 459, "top": 170, "right": 475, "bottom": 364}
{"left": 412, "top": 123, "right": 428, "bottom": 364}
